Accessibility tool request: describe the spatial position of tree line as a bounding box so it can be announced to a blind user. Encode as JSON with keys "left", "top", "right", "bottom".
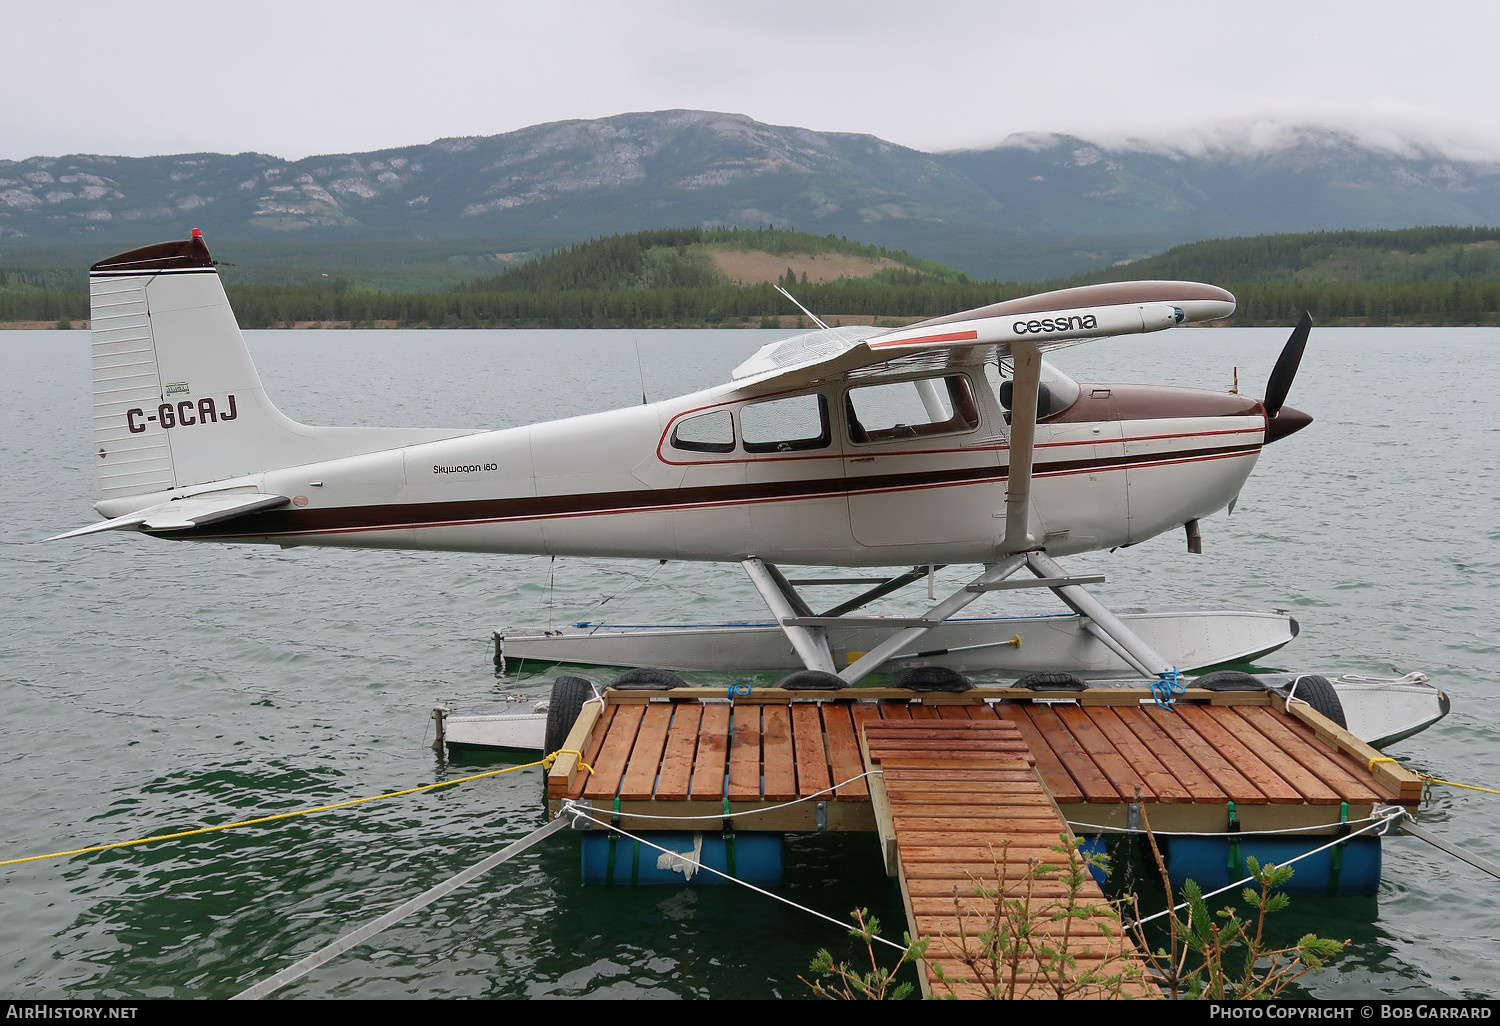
{"left": 5, "top": 225, "right": 1500, "bottom": 327}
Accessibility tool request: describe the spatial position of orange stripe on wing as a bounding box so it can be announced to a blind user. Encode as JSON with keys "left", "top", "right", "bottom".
{"left": 869, "top": 329, "right": 979, "bottom": 349}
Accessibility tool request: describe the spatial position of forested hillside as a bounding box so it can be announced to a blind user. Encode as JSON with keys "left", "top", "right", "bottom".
{"left": 1063, "top": 227, "right": 1500, "bottom": 325}
{"left": 4, "top": 226, "right": 1500, "bottom": 328}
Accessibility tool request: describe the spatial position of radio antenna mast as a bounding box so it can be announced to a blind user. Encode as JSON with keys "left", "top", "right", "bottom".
{"left": 774, "top": 283, "right": 830, "bottom": 330}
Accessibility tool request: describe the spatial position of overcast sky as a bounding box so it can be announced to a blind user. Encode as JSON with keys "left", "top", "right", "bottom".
{"left": 5, "top": 0, "right": 1499, "bottom": 162}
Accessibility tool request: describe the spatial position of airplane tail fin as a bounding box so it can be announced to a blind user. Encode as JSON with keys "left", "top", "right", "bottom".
{"left": 88, "top": 231, "right": 471, "bottom": 506}
{"left": 89, "top": 230, "right": 313, "bottom": 501}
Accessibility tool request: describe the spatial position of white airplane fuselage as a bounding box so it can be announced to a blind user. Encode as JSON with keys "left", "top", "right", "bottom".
{"left": 97, "top": 367, "right": 1266, "bottom": 566}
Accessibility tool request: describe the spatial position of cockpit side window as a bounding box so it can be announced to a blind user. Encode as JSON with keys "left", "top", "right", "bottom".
{"left": 670, "top": 410, "right": 735, "bottom": 453}
{"left": 741, "top": 393, "right": 830, "bottom": 453}
{"left": 988, "top": 358, "right": 1082, "bottom": 419}
{"left": 845, "top": 375, "right": 979, "bottom": 443}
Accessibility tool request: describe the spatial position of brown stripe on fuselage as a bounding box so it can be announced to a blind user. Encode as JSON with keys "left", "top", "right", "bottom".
{"left": 176, "top": 438, "right": 1262, "bottom": 540}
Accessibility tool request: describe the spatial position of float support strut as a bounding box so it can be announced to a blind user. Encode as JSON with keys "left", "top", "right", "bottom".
{"left": 742, "top": 558, "right": 837, "bottom": 673}
{"left": 836, "top": 555, "right": 1029, "bottom": 685}
{"left": 1026, "top": 550, "right": 1173, "bottom": 678}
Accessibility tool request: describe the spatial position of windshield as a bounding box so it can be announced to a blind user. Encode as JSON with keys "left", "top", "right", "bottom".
{"left": 988, "top": 358, "right": 1082, "bottom": 419}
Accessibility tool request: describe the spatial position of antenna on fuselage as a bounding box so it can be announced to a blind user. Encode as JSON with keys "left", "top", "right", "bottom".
{"left": 633, "top": 338, "right": 648, "bottom": 405}
{"left": 774, "top": 283, "right": 829, "bottom": 330}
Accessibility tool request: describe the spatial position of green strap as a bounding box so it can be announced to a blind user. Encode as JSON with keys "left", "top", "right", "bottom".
{"left": 605, "top": 794, "right": 621, "bottom": 886}
{"left": 1328, "top": 801, "right": 1349, "bottom": 896}
{"left": 723, "top": 795, "right": 737, "bottom": 880}
{"left": 1227, "top": 800, "right": 1242, "bottom": 877}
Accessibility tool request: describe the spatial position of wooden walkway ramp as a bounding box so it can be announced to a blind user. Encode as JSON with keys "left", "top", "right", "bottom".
{"left": 862, "top": 719, "right": 1159, "bottom": 999}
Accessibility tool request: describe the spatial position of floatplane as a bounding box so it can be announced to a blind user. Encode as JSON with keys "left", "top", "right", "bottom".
{"left": 52, "top": 231, "right": 1447, "bottom": 748}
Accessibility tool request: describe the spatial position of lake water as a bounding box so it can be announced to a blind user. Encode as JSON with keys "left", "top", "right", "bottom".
{"left": 1, "top": 325, "right": 1497, "bottom": 999}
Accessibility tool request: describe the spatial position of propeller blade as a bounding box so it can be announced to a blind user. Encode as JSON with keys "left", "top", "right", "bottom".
{"left": 1264, "top": 311, "right": 1312, "bottom": 417}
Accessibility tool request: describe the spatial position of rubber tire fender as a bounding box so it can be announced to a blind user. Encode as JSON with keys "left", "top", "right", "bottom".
{"left": 1191, "top": 670, "right": 1263, "bottom": 691}
{"left": 894, "top": 666, "right": 973, "bottom": 692}
{"left": 1289, "top": 674, "right": 1347, "bottom": 729}
{"left": 775, "top": 670, "right": 848, "bottom": 690}
{"left": 544, "top": 675, "right": 594, "bottom": 755}
{"left": 1014, "top": 670, "right": 1088, "bottom": 691}
{"left": 609, "top": 666, "right": 686, "bottom": 690}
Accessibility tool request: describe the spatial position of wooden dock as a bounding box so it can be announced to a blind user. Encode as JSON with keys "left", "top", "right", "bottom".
{"left": 863, "top": 718, "right": 1159, "bottom": 998}
{"left": 545, "top": 686, "right": 1421, "bottom": 999}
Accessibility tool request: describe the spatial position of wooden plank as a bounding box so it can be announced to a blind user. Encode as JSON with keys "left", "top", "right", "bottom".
{"left": 580, "top": 702, "right": 614, "bottom": 767}
{"left": 887, "top": 794, "right": 1056, "bottom": 814}
{"left": 880, "top": 765, "right": 1034, "bottom": 781}
{"left": 761, "top": 705, "right": 797, "bottom": 800}
{"left": 1279, "top": 699, "right": 1424, "bottom": 802}
{"left": 1234, "top": 706, "right": 1391, "bottom": 802}
{"left": 1198, "top": 705, "right": 1342, "bottom": 805}
{"left": 1115, "top": 703, "right": 1227, "bottom": 803}
{"left": 654, "top": 702, "right": 702, "bottom": 801}
{"left": 1141, "top": 704, "right": 1267, "bottom": 803}
{"left": 550, "top": 699, "right": 608, "bottom": 800}
{"left": 1011, "top": 705, "right": 1118, "bottom": 802}
{"left": 1084, "top": 707, "right": 1193, "bottom": 803}
{"left": 582, "top": 702, "right": 645, "bottom": 799}
{"left": 883, "top": 769, "right": 1043, "bottom": 787}
{"left": 849, "top": 700, "right": 885, "bottom": 733}
{"left": 618, "top": 703, "right": 673, "bottom": 800}
{"left": 890, "top": 813, "right": 1062, "bottom": 831}
{"left": 996, "top": 704, "right": 1084, "bottom": 804}
{"left": 906, "top": 879, "right": 1091, "bottom": 899}
{"left": 1171, "top": 705, "right": 1307, "bottom": 804}
{"left": 822, "top": 702, "right": 869, "bottom": 800}
{"left": 726, "top": 704, "right": 762, "bottom": 802}
{"left": 689, "top": 701, "right": 731, "bottom": 800}
{"left": 1055, "top": 704, "right": 1148, "bottom": 800}
{"left": 792, "top": 702, "right": 832, "bottom": 797}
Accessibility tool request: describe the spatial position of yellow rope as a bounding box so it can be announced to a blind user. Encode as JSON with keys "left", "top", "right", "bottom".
{"left": 1, "top": 751, "right": 592, "bottom": 870}
{"left": 1416, "top": 774, "right": 1500, "bottom": 797}
{"left": 1368, "top": 755, "right": 1500, "bottom": 797}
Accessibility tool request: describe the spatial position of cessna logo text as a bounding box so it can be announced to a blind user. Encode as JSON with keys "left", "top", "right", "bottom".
{"left": 126, "top": 395, "right": 238, "bottom": 433}
{"left": 1012, "top": 314, "right": 1098, "bottom": 335}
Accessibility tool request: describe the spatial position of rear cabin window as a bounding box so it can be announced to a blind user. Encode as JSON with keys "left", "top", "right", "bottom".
{"left": 670, "top": 410, "right": 735, "bottom": 453}
{"left": 741, "top": 393, "right": 830, "bottom": 453}
{"left": 845, "top": 375, "right": 978, "bottom": 443}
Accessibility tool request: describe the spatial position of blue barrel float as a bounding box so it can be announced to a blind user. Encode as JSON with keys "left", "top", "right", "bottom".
{"left": 581, "top": 831, "right": 785, "bottom": 885}
{"left": 1161, "top": 835, "right": 1381, "bottom": 896}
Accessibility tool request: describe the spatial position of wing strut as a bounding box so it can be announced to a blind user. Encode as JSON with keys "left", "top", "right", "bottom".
{"left": 1002, "top": 341, "right": 1041, "bottom": 554}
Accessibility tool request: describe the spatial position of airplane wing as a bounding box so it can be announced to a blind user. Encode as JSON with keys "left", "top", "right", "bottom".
{"left": 729, "top": 280, "right": 1235, "bottom": 394}
{"left": 45, "top": 492, "right": 290, "bottom": 541}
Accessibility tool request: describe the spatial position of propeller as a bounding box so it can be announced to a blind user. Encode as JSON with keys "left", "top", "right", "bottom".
{"left": 1263, "top": 311, "right": 1313, "bottom": 443}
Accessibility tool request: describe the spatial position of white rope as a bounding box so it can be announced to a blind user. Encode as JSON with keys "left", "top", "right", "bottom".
{"left": 569, "top": 771, "right": 880, "bottom": 823}
{"left": 1130, "top": 805, "right": 1407, "bottom": 929}
{"left": 1066, "top": 809, "right": 1394, "bottom": 839}
{"left": 560, "top": 799, "right": 909, "bottom": 952}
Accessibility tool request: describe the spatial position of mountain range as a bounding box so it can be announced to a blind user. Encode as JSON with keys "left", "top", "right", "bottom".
{"left": 5, "top": 110, "right": 1499, "bottom": 281}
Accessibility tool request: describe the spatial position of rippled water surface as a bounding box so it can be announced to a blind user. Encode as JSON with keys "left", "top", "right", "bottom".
{"left": 2, "top": 326, "right": 1497, "bottom": 999}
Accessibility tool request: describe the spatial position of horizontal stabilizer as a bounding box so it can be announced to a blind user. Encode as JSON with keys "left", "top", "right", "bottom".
{"left": 46, "top": 492, "right": 289, "bottom": 541}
